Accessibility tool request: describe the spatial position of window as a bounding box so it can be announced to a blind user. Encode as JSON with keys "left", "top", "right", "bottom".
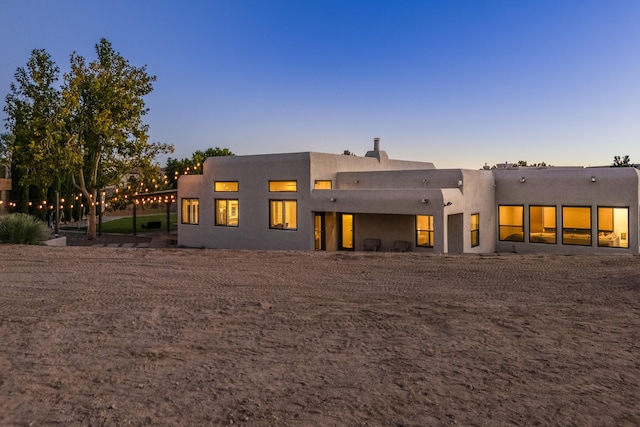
{"left": 270, "top": 200, "right": 297, "bottom": 230}
{"left": 499, "top": 205, "right": 524, "bottom": 241}
{"left": 215, "top": 181, "right": 238, "bottom": 192}
{"left": 470, "top": 213, "right": 480, "bottom": 247}
{"left": 598, "top": 207, "right": 628, "bottom": 248}
{"left": 416, "top": 215, "right": 434, "bottom": 247}
{"left": 529, "top": 206, "right": 556, "bottom": 244}
{"left": 314, "top": 180, "right": 332, "bottom": 189}
{"left": 269, "top": 181, "right": 297, "bottom": 192}
{"left": 562, "top": 206, "right": 591, "bottom": 246}
{"left": 181, "top": 198, "right": 199, "bottom": 225}
{"left": 216, "top": 199, "right": 239, "bottom": 226}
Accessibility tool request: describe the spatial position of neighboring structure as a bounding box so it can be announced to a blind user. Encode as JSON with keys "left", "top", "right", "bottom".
{"left": 178, "top": 139, "right": 639, "bottom": 254}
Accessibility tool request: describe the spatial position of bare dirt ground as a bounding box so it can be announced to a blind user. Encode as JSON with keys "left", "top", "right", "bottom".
{"left": 0, "top": 246, "right": 638, "bottom": 426}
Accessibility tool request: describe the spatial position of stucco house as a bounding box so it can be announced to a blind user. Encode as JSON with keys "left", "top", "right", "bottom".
{"left": 177, "top": 139, "right": 638, "bottom": 254}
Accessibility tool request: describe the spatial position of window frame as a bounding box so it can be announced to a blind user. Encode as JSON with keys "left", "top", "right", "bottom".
{"left": 181, "top": 198, "right": 199, "bottom": 225}
{"left": 314, "top": 180, "right": 332, "bottom": 190}
{"left": 214, "top": 181, "right": 239, "bottom": 192}
{"left": 597, "top": 206, "right": 629, "bottom": 249}
{"left": 470, "top": 213, "right": 480, "bottom": 247}
{"left": 269, "top": 180, "right": 297, "bottom": 192}
{"left": 215, "top": 198, "right": 239, "bottom": 227}
{"left": 416, "top": 215, "right": 434, "bottom": 248}
{"left": 498, "top": 205, "right": 524, "bottom": 242}
{"left": 562, "top": 206, "right": 592, "bottom": 246}
{"left": 269, "top": 199, "right": 298, "bottom": 230}
{"left": 529, "top": 205, "right": 557, "bottom": 244}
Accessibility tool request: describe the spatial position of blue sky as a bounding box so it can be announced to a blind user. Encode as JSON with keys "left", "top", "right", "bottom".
{"left": 1, "top": 0, "right": 639, "bottom": 169}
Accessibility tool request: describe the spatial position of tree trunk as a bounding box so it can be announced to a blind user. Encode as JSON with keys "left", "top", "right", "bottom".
{"left": 87, "top": 190, "right": 97, "bottom": 240}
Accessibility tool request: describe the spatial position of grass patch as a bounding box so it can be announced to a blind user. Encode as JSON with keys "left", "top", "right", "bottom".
{"left": 93, "top": 213, "right": 177, "bottom": 234}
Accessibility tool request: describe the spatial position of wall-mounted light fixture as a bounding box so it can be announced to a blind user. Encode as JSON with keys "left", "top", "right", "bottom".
{"left": 421, "top": 198, "right": 429, "bottom": 203}
{"left": 591, "top": 176, "right": 596, "bottom": 183}
{"left": 444, "top": 201, "right": 452, "bottom": 207}
{"left": 457, "top": 180, "right": 463, "bottom": 187}
{"left": 520, "top": 177, "right": 526, "bottom": 183}
{"left": 422, "top": 179, "right": 429, "bottom": 184}
{"left": 330, "top": 197, "right": 337, "bottom": 202}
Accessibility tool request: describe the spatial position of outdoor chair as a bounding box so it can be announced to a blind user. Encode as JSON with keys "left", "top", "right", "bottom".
{"left": 362, "top": 238, "right": 381, "bottom": 251}
{"left": 389, "top": 240, "right": 410, "bottom": 252}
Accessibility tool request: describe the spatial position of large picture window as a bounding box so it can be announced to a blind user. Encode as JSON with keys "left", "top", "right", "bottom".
{"left": 181, "top": 198, "right": 199, "bottom": 225}
{"left": 499, "top": 205, "right": 524, "bottom": 241}
{"left": 598, "top": 207, "right": 628, "bottom": 248}
{"left": 562, "top": 206, "right": 591, "bottom": 246}
{"left": 216, "top": 199, "right": 239, "bottom": 226}
{"left": 529, "top": 206, "right": 556, "bottom": 244}
{"left": 269, "top": 181, "right": 297, "bottom": 192}
{"left": 270, "top": 200, "right": 297, "bottom": 230}
{"left": 215, "top": 181, "right": 238, "bottom": 192}
{"left": 416, "top": 215, "right": 434, "bottom": 247}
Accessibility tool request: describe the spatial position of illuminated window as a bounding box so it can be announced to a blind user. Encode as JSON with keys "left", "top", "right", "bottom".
{"left": 314, "top": 180, "right": 332, "bottom": 189}
{"left": 499, "top": 205, "right": 524, "bottom": 241}
{"left": 470, "top": 213, "right": 480, "bottom": 247}
{"left": 216, "top": 199, "right": 239, "bottom": 226}
{"left": 270, "top": 200, "right": 297, "bottom": 230}
{"left": 416, "top": 215, "right": 434, "bottom": 247}
{"left": 269, "top": 181, "right": 297, "bottom": 192}
{"left": 562, "top": 206, "right": 591, "bottom": 246}
{"left": 215, "top": 181, "right": 238, "bottom": 192}
{"left": 181, "top": 198, "right": 199, "bottom": 225}
{"left": 598, "top": 207, "right": 628, "bottom": 248}
{"left": 529, "top": 206, "right": 556, "bottom": 244}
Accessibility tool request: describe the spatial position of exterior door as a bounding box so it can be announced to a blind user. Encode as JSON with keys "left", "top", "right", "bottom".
{"left": 314, "top": 213, "right": 326, "bottom": 250}
{"left": 447, "top": 213, "right": 464, "bottom": 254}
{"left": 339, "top": 213, "right": 354, "bottom": 250}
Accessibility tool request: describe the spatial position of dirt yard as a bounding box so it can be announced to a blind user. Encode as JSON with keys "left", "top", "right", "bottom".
{"left": 0, "top": 246, "right": 638, "bottom": 426}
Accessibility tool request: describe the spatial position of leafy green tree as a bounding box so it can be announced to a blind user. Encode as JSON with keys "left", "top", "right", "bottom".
{"left": 61, "top": 39, "right": 173, "bottom": 239}
{"left": 3, "top": 49, "right": 71, "bottom": 215}
{"left": 164, "top": 147, "right": 234, "bottom": 188}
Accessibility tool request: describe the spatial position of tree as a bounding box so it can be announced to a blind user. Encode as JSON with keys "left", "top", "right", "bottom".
{"left": 3, "top": 49, "right": 71, "bottom": 215}
{"left": 612, "top": 155, "right": 633, "bottom": 167}
{"left": 164, "top": 147, "right": 234, "bottom": 188}
{"left": 61, "top": 39, "right": 173, "bottom": 240}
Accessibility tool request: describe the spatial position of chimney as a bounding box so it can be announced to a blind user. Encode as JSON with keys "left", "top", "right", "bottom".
{"left": 365, "top": 137, "right": 386, "bottom": 161}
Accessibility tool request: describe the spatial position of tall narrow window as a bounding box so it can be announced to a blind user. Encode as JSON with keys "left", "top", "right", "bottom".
{"left": 181, "top": 198, "right": 199, "bottom": 225}
{"left": 215, "top": 181, "right": 238, "bottom": 192}
{"left": 470, "top": 213, "right": 480, "bottom": 247}
{"left": 314, "top": 180, "right": 332, "bottom": 189}
{"left": 529, "top": 206, "right": 556, "bottom": 244}
{"left": 562, "top": 206, "right": 591, "bottom": 246}
{"left": 270, "top": 200, "right": 297, "bottom": 230}
{"left": 416, "top": 215, "right": 434, "bottom": 247}
{"left": 269, "top": 181, "right": 297, "bottom": 192}
{"left": 598, "top": 207, "right": 628, "bottom": 248}
{"left": 216, "top": 199, "right": 239, "bottom": 226}
{"left": 499, "top": 205, "right": 524, "bottom": 241}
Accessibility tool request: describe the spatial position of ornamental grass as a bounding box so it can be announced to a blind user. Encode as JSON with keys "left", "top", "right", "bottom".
{"left": 0, "top": 213, "right": 50, "bottom": 245}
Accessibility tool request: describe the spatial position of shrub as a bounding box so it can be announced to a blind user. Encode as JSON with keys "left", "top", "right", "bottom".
{"left": 0, "top": 213, "right": 50, "bottom": 245}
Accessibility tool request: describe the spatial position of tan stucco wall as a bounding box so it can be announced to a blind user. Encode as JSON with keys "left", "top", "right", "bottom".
{"left": 493, "top": 167, "right": 640, "bottom": 254}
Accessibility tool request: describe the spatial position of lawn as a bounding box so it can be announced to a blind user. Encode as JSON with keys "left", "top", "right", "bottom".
{"left": 97, "top": 213, "right": 177, "bottom": 233}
